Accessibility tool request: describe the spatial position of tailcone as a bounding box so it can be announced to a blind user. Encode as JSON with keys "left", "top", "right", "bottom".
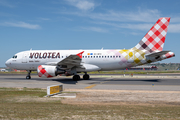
{"left": 161, "top": 52, "right": 175, "bottom": 59}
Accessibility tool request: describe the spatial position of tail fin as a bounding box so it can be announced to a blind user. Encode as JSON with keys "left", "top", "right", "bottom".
{"left": 133, "top": 17, "right": 170, "bottom": 53}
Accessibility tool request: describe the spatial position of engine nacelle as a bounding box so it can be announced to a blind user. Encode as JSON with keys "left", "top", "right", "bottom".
{"left": 37, "top": 65, "right": 65, "bottom": 78}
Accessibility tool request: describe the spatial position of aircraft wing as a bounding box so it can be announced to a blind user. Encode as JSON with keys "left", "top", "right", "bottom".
{"left": 44, "top": 51, "right": 84, "bottom": 68}
{"left": 57, "top": 51, "right": 84, "bottom": 69}
{"left": 145, "top": 51, "right": 170, "bottom": 57}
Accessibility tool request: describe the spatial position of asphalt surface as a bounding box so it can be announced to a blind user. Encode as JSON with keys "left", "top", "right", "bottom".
{"left": 0, "top": 74, "right": 180, "bottom": 91}
{"left": 1, "top": 73, "right": 180, "bottom": 76}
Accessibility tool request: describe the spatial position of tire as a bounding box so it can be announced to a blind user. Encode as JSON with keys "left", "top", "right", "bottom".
{"left": 83, "top": 74, "right": 89, "bottom": 80}
{"left": 26, "top": 76, "right": 31, "bottom": 79}
{"left": 73, "top": 75, "right": 80, "bottom": 81}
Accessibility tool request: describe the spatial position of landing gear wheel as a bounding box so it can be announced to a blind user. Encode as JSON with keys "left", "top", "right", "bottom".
{"left": 73, "top": 75, "right": 80, "bottom": 81}
{"left": 83, "top": 74, "right": 89, "bottom": 80}
{"left": 26, "top": 76, "right": 31, "bottom": 79}
{"left": 26, "top": 70, "right": 31, "bottom": 79}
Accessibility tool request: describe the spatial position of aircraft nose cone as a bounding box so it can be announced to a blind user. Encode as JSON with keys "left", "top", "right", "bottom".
{"left": 5, "top": 59, "right": 11, "bottom": 67}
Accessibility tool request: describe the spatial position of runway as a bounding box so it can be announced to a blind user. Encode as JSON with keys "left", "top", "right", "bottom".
{"left": 1, "top": 74, "right": 180, "bottom": 91}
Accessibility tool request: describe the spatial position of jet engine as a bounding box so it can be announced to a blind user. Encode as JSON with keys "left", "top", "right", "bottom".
{"left": 37, "top": 65, "right": 65, "bottom": 78}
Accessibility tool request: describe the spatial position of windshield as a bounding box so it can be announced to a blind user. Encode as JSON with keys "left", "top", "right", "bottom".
{"left": 12, "top": 55, "right": 17, "bottom": 58}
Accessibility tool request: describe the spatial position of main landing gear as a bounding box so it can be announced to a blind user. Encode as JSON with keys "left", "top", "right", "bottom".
{"left": 72, "top": 73, "right": 90, "bottom": 81}
{"left": 26, "top": 70, "right": 31, "bottom": 79}
{"left": 73, "top": 75, "right": 80, "bottom": 81}
{"left": 83, "top": 73, "right": 89, "bottom": 80}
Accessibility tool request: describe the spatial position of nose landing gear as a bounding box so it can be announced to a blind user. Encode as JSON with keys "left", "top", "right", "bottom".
{"left": 26, "top": 70, "right": 31, "bottom": 79}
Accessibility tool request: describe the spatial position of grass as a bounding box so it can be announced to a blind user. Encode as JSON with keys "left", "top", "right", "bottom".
{"left": 0, "top": 87, "right": 180, "bottom": 119}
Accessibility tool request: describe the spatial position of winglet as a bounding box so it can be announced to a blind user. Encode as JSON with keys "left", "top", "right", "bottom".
{"left": 77, "top": 51, "right": 84, "bottom": 58}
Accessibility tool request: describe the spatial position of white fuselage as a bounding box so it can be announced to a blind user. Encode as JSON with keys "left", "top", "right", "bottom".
{"left": 5, "top": 49, "right": 143, "bottom": 71}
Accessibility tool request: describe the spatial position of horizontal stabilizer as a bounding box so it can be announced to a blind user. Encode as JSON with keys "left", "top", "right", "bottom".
{"left": 145, "top": 51, "right": 170, "bottom": 57}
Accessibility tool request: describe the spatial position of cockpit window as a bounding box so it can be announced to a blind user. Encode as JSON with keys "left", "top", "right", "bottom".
{"left": 12, "top": 55, "right": 17, "bottom": 59}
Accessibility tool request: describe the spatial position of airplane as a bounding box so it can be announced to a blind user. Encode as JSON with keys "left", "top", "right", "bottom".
{"left": 5, "top": 17, "right": 175, "bottom": 80}
{"left": 0, "top": 69, "right": 8, "bottom": 72}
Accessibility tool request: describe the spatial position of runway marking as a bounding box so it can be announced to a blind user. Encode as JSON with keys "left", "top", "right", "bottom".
{"left": 100, "top": 81, "right": 110, "bottom": 84}
{"left": 100, "top": 78, "right": 114, "bottom": 84}
{"left": 85, "top": 84, "right": 96, "bottom": 89}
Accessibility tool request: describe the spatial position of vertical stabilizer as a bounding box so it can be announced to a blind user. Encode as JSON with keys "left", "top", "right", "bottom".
{"left": 133, "top": 17, "right": 170, "bottom": 53}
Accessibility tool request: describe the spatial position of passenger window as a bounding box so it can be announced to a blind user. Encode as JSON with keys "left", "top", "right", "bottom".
{"left": 85, "top": 56, "right": 87, "bottom": 58}
{"left": 110, "top": 56, "right": 112, "bottom": 58}
{"left": 99, "top": 56, "right": 101, "bottom": 58}
{"left": 108, "top": 56, "right": 109, "bottom": 58}
{"left": 105, "top": 56, "right": 106, "bottom": 58}
{"left": 88, "top": 56, "right": 90, "bottom": 58}
{"left": 113, "top": 56, "right": 115, "bottom": 58}
{"left": 96, "top": 56, "right": 98, "bottom": 58}
{"left": 83, "top": 56, "right": 84, "bottom": 58}
{"left": 91, "top": 56, "right": 92, "bottom": 58}
{"left": 102, "top": 56, "right": 103, "bottom": 58}
{"left": 94, "top": 56, "right": 95, "bottom": 58}
{"left": 116, "top": 56, "right": 118, "bottom": 58}
{"left": 119, "top": 56, "right": 121, "bottom": 58}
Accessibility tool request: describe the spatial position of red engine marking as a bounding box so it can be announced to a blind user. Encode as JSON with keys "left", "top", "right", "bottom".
{"left": 38, "top": 65, "right": 53, "bottom": 78}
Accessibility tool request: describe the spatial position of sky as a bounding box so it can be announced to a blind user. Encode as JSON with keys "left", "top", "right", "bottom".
{"left": 1, "top": 0, "right": 180, "bottom": 67}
